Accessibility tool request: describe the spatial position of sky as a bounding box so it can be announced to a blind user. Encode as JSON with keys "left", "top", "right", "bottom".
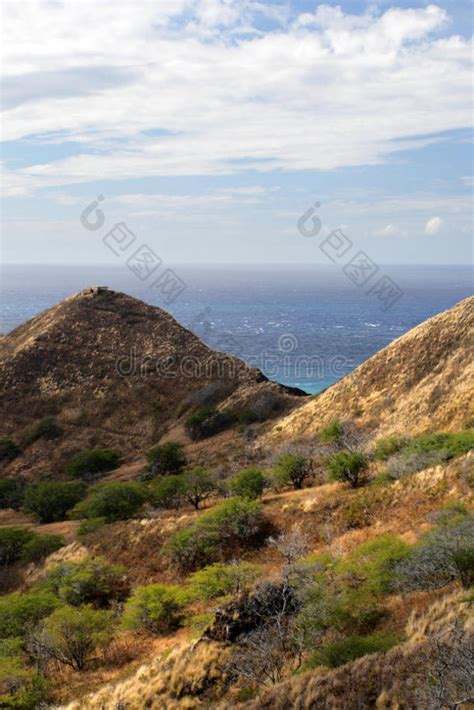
{"left": 0, "top": 0, "right": 473, "bottom": 266}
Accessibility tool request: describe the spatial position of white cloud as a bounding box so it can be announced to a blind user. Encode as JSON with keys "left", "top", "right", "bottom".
{"left": 0, "top": 2, "right": 472, "bottom": 194}
{"left": 424, "top": 216, "right": 443, "bottom": 235}
{"left": 373, "top": 223, "right": 401, "bottom": 237}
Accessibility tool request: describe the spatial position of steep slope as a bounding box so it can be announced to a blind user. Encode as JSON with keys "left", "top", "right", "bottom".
{"left": 0, "top": 287, "right": 305, "bottom": 476}
{"left": 264, "top": 296, "right": 474, "bottom": 444}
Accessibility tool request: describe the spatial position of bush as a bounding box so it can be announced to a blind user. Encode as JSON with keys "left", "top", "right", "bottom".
{"left": 0, "top": 591, "right": 60, "bottom": 638}
{"left": 306, "top": 632, "right": 398, "bottom": 669}
{"left": 0, "top": 527, "right": 35, "bottom": 566}
{"left": 326, "top": 451, "right": 368, "bottom": 488}
{"left": 148, "top": 475, "right": 185, "bottom": 509}
{"left": 386, "top": 449, "right": 452, "bottom": 478}
{"left": 274, "top": 453, "right": 312, "bottom": 489}
{"left": 340, "top": 534, "right": 410, "bottom": 595}
{"left": 28, "top": 416, "right": 62, "bottom": 442}
{"left": 40, "top": 605, "right": 114, "bottom": 671}
{"left": 392, "top": 517, "right": 474, "bottom": 591}
{"left": 66, "top": 448, "right": 121, "bottom": 480}
{"left": 189, "top": 561, "right": 259, "bottom": 600}
{"left": 72, "top": 482, "right": 145, "bottom": 522}
{"left": 44, "top": 557, "right": 129, "bottom": 607}
{"left": 144, "top": 441, "right": 186, "bottom": 478}
{"left": 77, "top": 517, "right": 106, "bottom": 538}
{"left": 373, "top": 436, "right": 408, "bottom": 461}
{"left": 0, "top": 438, "right": 21, "bottom": 462}
{"left": 185, "top": 406, "right": 235, "bottom": 441}
{"left": 121, "top": 584, "right": 186, "bottom": 634}
{"left": 0, "top": 478, "right": 26, "bottom": 511}
{"left": 298, "top": 536, "right": 409, "bottom": 643}
{"left": 165, "top": 498, "right": 269, "bottom": 571}
{"left": 0, "top": 656, "right": 46, "bottom": 709}
{"left": 229, "top": 468, "right": 266, "bottom": 500}
{"left": 23, "top": 480, "right": 86, "bottom": 523}
{"left": 405, "top": 431, "right": 474, "bottom": 458}
{"left": 319, "top": 418, "right": 343, "bottom": 443}
{"left": 181, "top": 466, "right": 217, "bottom": 509}
{"left": 386, "top": 432, "right": 474, "bottom": 478}
{"left": 21, "top": 534, "right": 64, "bottom": 563}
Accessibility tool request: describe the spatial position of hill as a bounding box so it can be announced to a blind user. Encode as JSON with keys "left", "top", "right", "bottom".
{"left": 264, "top": 296, "right": 474, "bottom": 444}
{"left": 0, "top": 287, "right": 305, "bottom": 477}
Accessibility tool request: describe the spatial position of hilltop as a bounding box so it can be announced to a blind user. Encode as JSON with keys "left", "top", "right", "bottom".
{"left": 264, "top": 296, "right": 474, "bottom": 444}
{"left": 0, "top": 287, "right": 305, "bottom": 477}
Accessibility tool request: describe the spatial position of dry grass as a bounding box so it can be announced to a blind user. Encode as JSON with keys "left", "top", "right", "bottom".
{"left": 264, "top": 296, "right": 474, "bottom": 444}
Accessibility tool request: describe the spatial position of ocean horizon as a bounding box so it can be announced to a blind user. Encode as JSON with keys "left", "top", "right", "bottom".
{"left": 2, "top": 263, "right": 472, "bottom": 394}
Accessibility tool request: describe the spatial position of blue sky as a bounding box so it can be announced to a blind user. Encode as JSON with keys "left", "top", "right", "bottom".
{"left": 1, "top": 0, "right": 472, "bottom": 265}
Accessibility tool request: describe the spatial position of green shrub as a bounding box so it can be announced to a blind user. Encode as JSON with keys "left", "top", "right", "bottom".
{"left": 72, "top": 482, "right": 145, "bottom": 522}
{"left": 273, "top": 453, "right": 312, "bottom": 489}
{"left": 386, "top": 432, "right": 474, "bottom": 478}
{"left": 306, "top": 632, "right": 399, "bottom": 669}
{"left": 148, "top": 475, "right": 185, "bottom": 509}
{"left": 40, "top": 605, "right": 114, "bottom": 671}
{"left": 319, "top": 418, "right": 343, "bottom": 442}
{"left": 340, "top": 534, "right": 410, "bottom": 595}
{"left": 121, "top": 584, "right": 186, "bottom": 634}
{"left": 77, "top": 517, "right": 106, "bottom": 538}
{"left": 23, "top": 481, "right": 86, "bottom": 523}
{"left": 327, "top": 451, "right": 368, "bottom": 488}
{"left": 0, "top": 478, "right": 26, "bottom": 511}
{"left": 228, "top": 468, "right": 266, "bottom": 500}
{"left": 27, "top": 416, "right": 62, "bottom": 442}
{"left": 298, "top": 536, "right": 408, "bottom": 643}
{"left": 0, "top": 438, "right": 21, "bottom": 462}
{"left": 44, "top": 557, "right": 129, "bottom": 607}
{"left": 235, "top": 409, "right": 259, "bottom": 426}
{"left": 0, "top": 527, "right": 35, "bottom": 566}
{"left": 21, "top": 534, "right": 64, "bottom": 563}
{"left": 392, "top": 517, "right": 474, "bottom": 592}
{"left": 66, "top": 448, "right": 120, "bottom": 480}
{"left": 189, "top": 561, "right": 259, "bottom": 599}
{"left": 0, "top": 591, "right": 60, "bottom": 638}
{"left": 405, "top": 431, "right": 474, "bottom": 458}
{"left": 144, "top": 441, "right": 187, "bottom": 478}
{"left": 0, "top": 656, "right": 47, "bottom": 709}
{"left": 185, "top": 406, "right": 235, "bottom": 441}
{"left": 165, "top": 498, "right": 269, "bottom": 571}
{"left": 181, "top": 466, "right": 217, "bottom": 509}
{"left": 374, "top": 436, "right": 408, "bottom": 461}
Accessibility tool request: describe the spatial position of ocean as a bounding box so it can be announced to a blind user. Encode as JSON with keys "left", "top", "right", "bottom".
{"left": 1, "top": 264, "right": 472, "bottom": 394}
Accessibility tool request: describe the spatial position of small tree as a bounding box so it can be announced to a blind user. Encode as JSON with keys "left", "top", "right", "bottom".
{"left": 326, "top": 451, "right": 368, "bottom": 488}
{"left": 72, "top": 482, "right": 145, "bottom": 523}
{"left": 31, "top": 416, "right": 62, "bottom": 441}
{"left": 0, "top": 527, "right": 35, "bottom": 565}
{"left": 319, "top": 418, "right": 343, "bottom": 443}
{"left": 40, "top": 605, "right": 114, "bottom": 671}
{"left": 144, "top": 441, "right": 186, "bottom": 478}
{"left": 44, "top": 557, "right": 129, "bottom": 607}
{"left": 23, "top": 481, "right": 86, "bottom": 523}
{"left": 148, "top": 475, "right": 185, "bottom": 509}
{"left": 121, "top": 584, "right": 185, "bottom": 634}
{"left": 189, "top": 561, "right": 259, "bottom": 599}
{"left": 0, "top": 477, "right": 26, "bottom": 511}
{"left": 67, "top": 448, "right": 121, "bottom": 480}
{"left": 0, "top": 437, "right": 21, "bottom": 462}
{"left": 229, "top": 468, "right": 266, "bottom": 500}
{"left": 21, "top": 534, "right": 64, "bottom": 563}
{"left": 181, "top": 466, "right": 217, "bottom": 509}
{"left": 185, "top": 407, "right": 235, "bottom": 441}
{"left": 274, "top": 454, "right": 312, "bottom": 490}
